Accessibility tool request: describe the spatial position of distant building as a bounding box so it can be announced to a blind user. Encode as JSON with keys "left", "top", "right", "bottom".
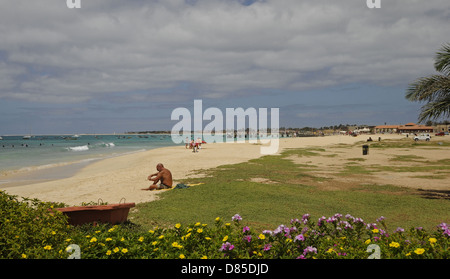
{"left": 374, "top": 125, "right": 399, "bottom": 133}
{"left": 374, "top": 123, "right": 433, "bottom": 134}
{"left": 397, "top": 123, "right": 433, "bottom": 134}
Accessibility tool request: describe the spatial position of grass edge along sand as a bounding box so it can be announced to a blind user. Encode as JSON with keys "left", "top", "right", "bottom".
{"left": 131, "top": 139, "right": 450, "bottom": 232}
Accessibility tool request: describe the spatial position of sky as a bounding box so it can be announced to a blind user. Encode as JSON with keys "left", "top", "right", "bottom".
{"left": 0, "top": 0, "right": 449, "bottom": 135}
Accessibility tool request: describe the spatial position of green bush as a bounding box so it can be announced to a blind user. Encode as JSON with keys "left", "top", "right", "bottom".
{"left": 0, "top": 191, "right": 70, "bottom": 259}
{"left": 1, "top": 191, "right": 448, "bottom": 259}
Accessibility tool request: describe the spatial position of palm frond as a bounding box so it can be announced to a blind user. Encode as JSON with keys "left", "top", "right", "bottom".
{"left": 406, "top": 75, "right": 450, "bottom": 102}
{"left": 417, "top": 94, "right": 450, "bottom": 123}
{"left": 434, "top": 43, "right": 450, "bottom": 76}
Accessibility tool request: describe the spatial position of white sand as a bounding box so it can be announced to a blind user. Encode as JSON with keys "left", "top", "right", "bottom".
{"left": 0, "top": 134, "right": 410, "bottom": 205}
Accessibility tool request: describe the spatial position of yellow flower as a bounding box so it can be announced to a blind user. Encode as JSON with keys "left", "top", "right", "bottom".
{"left": 65, "top": 238, "right": 72, "bottom": 242}
{"left": 179, "top": 254, "right": 185, "bottom": 259}
{"left": 108, "top": 227, "right": 115, "bottom": 233}
{"left": 372, "top": 229, "right": 379, "bottom": 233}
{"left": 44, "top": 245, "right": 52, "bottom": 250}
{"left": 225, "top": 223, "right": 231, "bottom": 227}
{"left": 429, "top": 238, "right": 437, "bottom": 244}
{"left": 201, "top": 256, "right": 208, "bottom": 259}
{"left": 148, "top": 230, "right": 154, "bottom": 234}
{"left": 405, "top": 252, "right": 411, "bottom": 256}
{"left": 365, "top": 239, "right": 371, "bottom": 245}
{"left": 121, "top": 248, "right": 128, "bottom": 253}
{"left": 106, "top": 238, "right": 112, "bottom": 242}
{"left": 215, "top": 217, "right": 220, "bottom": 222}
{"left": 205, "top": 237, "right": 211, "bottom": 241}
{"left": 51, "top": 231, "right": 56, "bottom": 235}
{"left": 414, "top": 248, "right": 425, "bottom": 255}
{"left": 113, "top": 247, "right": 119, "bottom": 253}
{"left": 120, "top": 237, "right": 125, "bottom": 241}
{"left": 138, "top": 236, "right": 144, "bottom": 242}
{"left": 21, "top": 254, "right": 27, "bottom": 259}
{"left": 389, "top": 242, "right": 400, "bottom": 248}
{"left": 152, "top": 241, "right": 158, "bottom": 246}
{"left": 286, "top": 238, "right": 292, "bottom": 243}
{"left": 195, "top": 222, "right": 201, "bottom": 226}
{"left": 90, "top": 237, "right": 97, "bottom": 243}
{"left": 223, "top": 235, "right": 228, "bottom": 242}
{"left": 106, "top": 250, "right": 112, "bottom": 256}
{"left": 258, "top": 234, "right": 265, "bottom": 240}
{"left": 197, "top": 228, "right": 203, "bottom": 233}
{"left": 158, "top": 235, "right": 164, "bottom": 239}
{"left": 326, "top": 248, "right": 334, "bottom": 254}
{"left": 175, "top": 223, "right": 181, "bottom": 229}
{"left": 172, "top": 242, "right": 183, "bottom": 249}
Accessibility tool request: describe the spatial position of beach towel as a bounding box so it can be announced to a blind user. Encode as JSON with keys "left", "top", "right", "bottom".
{"left": 174, "top": 183, "right": 190, "bottom": 189}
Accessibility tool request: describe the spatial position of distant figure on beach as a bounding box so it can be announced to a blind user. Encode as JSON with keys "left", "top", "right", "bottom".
{"left": 142, "top": 163, "right": 173, "bottom": 191}
{"left": 367, "top": 137, "right": 373, "bottom": 142}
{"left": 197, "top": 137, "right": 202, "bottom": 150}
{"left": 185, "top": 137, "right": 189, "bottom": 149}
{"left": 191, "top": 139, "right": 198, "bottom": 152}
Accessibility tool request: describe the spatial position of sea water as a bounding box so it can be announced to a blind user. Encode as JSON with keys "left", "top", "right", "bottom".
{"left": 0, "top": 134, "right": 176, "bottom": 175}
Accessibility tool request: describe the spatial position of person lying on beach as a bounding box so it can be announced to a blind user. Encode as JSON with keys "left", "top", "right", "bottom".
{"left": 142, "top": 163, "right": 173, "bottom": 190}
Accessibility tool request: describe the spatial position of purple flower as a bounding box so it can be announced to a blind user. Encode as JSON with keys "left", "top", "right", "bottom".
{"left": 394, "top": 227, "right": 405, "bottom": 233}
{"left": 342, "top": 221, "right": 353, "bottom": 230}
{"left": 302, "top": 214, "right": 310, "bottom": 224}
{"left": 438, "top": 223, "right": 448, "bottom": 231}
{"left": 345, "top": 214, "right": 355, "bottom": 222}
{"left": 303, "top": 246, "right": 317, "bottom": 255}
{"left": 232, "top": 214, "right": 242, "bottom": 222}
{"left": 294, "top": 234, "right": 305, "bottom": 242}
{"left": 273, "top": 225, "right": 286, "bottom": 235}
{"left": 242, "top": 226, "right": 250, "bottom": 233}
{"left": 376, "top": 216, "right": 385, "bottom": 222}
{"left": 317, "top": 216, "right": 326, "bottom": 226}
{"left": 334, "top": 213, "right": 342, "bottom": 219}
{"left": 220, "top": 242, "right": 235, "bottom": 252}
{"left": 444, "top": 229, "right": 450, "bottom": 237}
{"left": 263, "top": 244, "right": 272, "bottom": 251}
{"left": 262, "top": 230, "right": 273, "bottom": 236}
{"left": 243, "top": 235, "right": 252, "bottom": 243}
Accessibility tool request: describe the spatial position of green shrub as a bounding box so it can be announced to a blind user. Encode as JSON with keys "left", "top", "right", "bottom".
{"left": 1, "top": 191, "right": 448, "bottom": 259}
{"left": 0, "top": 191, "right": 70, "bottom": 259}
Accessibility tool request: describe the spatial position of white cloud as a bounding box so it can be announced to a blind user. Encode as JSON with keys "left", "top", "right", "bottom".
{"left": 0, "top": 0, "right": 449, "bottom": 105}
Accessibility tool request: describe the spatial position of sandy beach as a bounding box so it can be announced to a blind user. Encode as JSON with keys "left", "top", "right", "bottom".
{"left": 0, "top": 133, "right": 441, "bottom": 205}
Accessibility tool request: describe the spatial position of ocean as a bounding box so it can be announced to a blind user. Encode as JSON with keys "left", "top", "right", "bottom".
{"left": 0, "top": 134, "right": 177, "bottom": 184}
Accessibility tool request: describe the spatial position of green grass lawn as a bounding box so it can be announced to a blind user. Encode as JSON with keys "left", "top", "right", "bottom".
{"left": 131, "top": 141, "right": 450, "bottom": 232}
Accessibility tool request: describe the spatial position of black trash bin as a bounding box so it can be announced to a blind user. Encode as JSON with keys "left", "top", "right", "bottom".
{"left": 362, "top": 145, "right": 369, "bottom": 155}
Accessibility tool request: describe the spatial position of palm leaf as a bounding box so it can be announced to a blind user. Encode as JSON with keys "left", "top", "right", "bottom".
{"left": 434, "top": 43, "right": 450, "bottom": 76}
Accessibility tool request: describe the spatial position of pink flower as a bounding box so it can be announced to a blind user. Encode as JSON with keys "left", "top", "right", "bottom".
{"left": 232, "top": 214, "right": 242, "bottom": 222}
{"left": 294, "top": 234, "right": 305, "bottom": 242}
{"left": 220, "top": 242, "right": 235, "bottom": 252}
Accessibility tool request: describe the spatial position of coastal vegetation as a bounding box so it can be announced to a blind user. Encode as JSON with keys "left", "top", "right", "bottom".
{"left": 1, "top": 139, "right": 449, "bottom": 259}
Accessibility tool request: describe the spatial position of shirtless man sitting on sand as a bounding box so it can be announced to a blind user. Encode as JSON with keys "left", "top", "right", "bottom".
{"left": 142, "top": 163, "right": 173, "bottom": 190}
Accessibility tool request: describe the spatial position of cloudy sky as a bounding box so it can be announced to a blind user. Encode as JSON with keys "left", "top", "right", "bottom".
{"left": 0, "top": 0, "right": 449, "bottom": 134}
